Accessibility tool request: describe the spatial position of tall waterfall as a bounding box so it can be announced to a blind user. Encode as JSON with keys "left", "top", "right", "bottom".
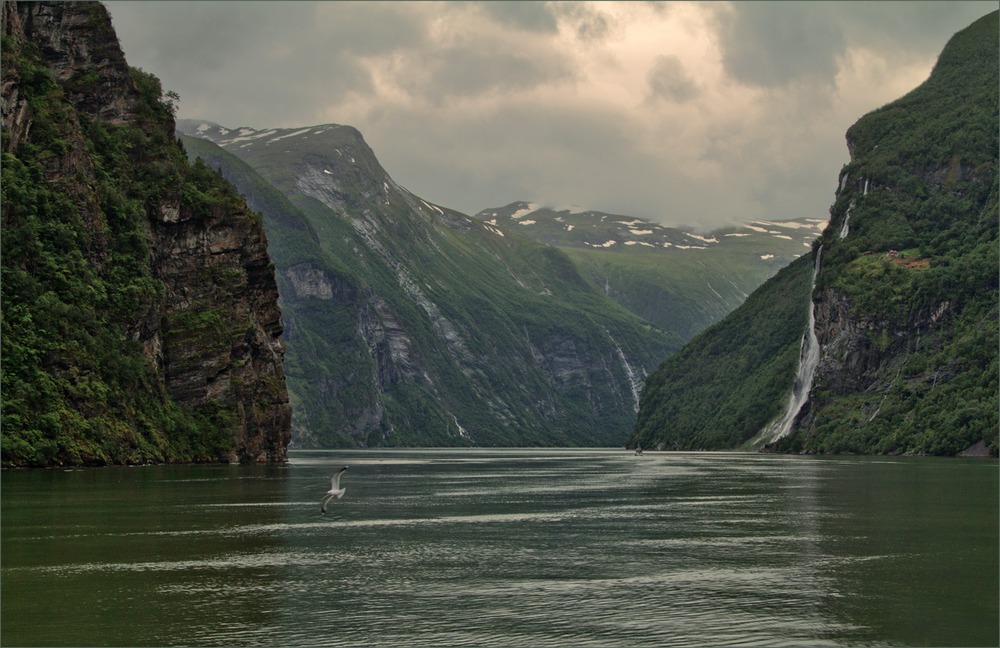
{"left": 838, "top": 176, "right": 870, "bottom": 240}
{"left": 765, "top": 247, "right": 823, "bottom": 443}
{"left": 606, "top": 330, "right": 643, "bottom": 412}
{"left": 839, "top": 200, "right": 854, "bottom": 239}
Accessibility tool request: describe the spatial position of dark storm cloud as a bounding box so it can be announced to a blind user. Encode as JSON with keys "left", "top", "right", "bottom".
{"left": 709, "top": 1, "right": 995, "bottom": 89}
{"left": 829, "top": 1, "right": 995, "bottom": 54}
{"left": 398, "top": 45, "right": 576, "bottom": 102}
{"left": 551, "top": 2, "right": 615, "bottom": 41}
{"left": 106, "top": 1, "right": 426, "bottom": 126}
{"left": 476, "top": 1, "right": 560, "bottom": 33}
{"left": 647, "top": 55, "right": 700, "bottom": 103}
{"left": 710, "top": 3, "right": 846, "bottom": 88}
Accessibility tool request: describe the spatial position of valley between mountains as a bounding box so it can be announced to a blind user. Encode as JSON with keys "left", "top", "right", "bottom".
{"left": 177, "top": 119, "right": 821, "bottom": 448}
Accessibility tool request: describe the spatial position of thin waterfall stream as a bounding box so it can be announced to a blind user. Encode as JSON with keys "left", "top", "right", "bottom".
{"left": 840, "top": 201, "right": 854, "bottom": 239}
{"left": 765, "top": 246, "right": 823, "bottom": 443}
{"left": 606, "top": 329, "right": 643, "bottom": 412}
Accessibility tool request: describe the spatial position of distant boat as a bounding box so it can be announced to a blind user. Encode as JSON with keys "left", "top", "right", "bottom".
{"left": 321, "top": 466, "right": 348, "bottom": 513}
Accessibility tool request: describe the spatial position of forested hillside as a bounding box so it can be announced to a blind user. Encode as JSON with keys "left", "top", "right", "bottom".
{"left": 631, "top": 11, "right": 998, "bottom": 456}
{"left": 1, "top": 2, "right": 290, "bottom": 466}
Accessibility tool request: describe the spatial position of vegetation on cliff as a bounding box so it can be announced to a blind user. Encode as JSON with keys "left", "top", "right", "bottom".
{"left": 1, "top": 2, "right": 290, "bottom": 466}
{"left": 631, "top": 11, "right": 998, "bottom": 456}
{"left": 782, "top": 11, "right": 999, "bottom": 455}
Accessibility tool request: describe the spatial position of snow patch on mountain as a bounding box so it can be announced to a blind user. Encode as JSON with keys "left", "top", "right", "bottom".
{"left": 420, "top": 199, "right": 444, "bottom": 215}
{"left": 510, "top": 203, "right": 539, "bottom": 219}
{"left": 268, "top": 128, "right": 313, "bottom": 143}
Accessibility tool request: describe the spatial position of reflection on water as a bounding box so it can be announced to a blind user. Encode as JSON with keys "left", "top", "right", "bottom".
{"left": 2, "top": 450, "right": 996, "bottom": 646}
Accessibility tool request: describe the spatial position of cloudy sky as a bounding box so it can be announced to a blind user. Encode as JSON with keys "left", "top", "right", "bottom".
{"left": 105, "top": 1, "right": 994, "bottom": 229}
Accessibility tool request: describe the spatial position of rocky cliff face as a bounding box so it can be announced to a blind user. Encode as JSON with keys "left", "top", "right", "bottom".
{"left": 14, "top": 2, "right": 139, "bottom": 124}
{"left": 151, "top": 188, "right": 290, "bottom": 463}
{"left": 1, "top": 1, "right": 290, "bottom": 465}
{"left": 809, "top": 274, "right": 955, "bottom": 402}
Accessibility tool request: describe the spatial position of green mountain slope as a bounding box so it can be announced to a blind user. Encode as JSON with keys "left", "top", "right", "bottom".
{"left": 178, "top": 124, "right": 680, "bottom": 447}
{"left": 474, "top": 202, "right": 823, "bottom": 339}
{"left": 631, "top": 11, "right": 999, "bottom": 456}
{"left": 630, "top": 255, "right": 815, "bottom": 450}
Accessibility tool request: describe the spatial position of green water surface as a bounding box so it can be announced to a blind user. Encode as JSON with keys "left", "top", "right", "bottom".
{"left": 2, "top": 450, "right": 996, "bottom": 646}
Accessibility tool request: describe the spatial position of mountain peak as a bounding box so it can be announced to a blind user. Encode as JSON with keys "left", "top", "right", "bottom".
{"left": 177, "top": 119, "right": 365, "bottom": 150}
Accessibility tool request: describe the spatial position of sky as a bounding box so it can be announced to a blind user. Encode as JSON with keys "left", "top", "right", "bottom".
{"left": 104, "top": 1, "right": 995, "bottom": 229}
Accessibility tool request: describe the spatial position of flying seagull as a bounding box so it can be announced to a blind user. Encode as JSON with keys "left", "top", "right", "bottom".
{"left": 321, "top": 466, "right": 348, "bottom": 513}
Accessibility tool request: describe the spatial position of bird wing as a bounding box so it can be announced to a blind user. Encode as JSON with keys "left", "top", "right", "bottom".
{"left": 320, "top": 493, "right": 335, "bottom": 513}
{"left": 331, "top": 467, "right": 347, "bottom": 490}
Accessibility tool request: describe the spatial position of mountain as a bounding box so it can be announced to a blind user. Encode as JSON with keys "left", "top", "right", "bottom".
{"left": 474, "top": 202, "right": 824, "bottom": 339}
{"left": 474, "top": 202, "right": 822, "bottom": 255}
{"left": 631, "top": 11, "right": 999, "bottom": 456}
{"left": 1, "top": 2, "right": 291, "bottom": 466}
{"left": 176, "top": 120, "right": 680, "bottom": 448}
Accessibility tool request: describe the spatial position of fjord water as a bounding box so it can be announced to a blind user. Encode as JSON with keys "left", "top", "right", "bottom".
{"left": 2, "top": 450, "right": 996, "bottom": 647}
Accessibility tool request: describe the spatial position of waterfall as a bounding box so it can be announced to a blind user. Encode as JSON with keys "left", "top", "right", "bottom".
{"left": 451, "top": 414, "right": 471, "bottom": 440}
{"left": 606, "top": 330, "right": 643, "bottom": 412}
{"left": 765, "top": 247, "right": 823, "bottom": 443}
{"left": 839, "top": 200, "right": 854, "bottom": 239}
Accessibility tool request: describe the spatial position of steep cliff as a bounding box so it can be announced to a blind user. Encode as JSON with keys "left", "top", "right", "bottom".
{"left": 632, "top": 11, "right": 998, "bottom": 456}
{"left": 1, "top": 1, "right": 291, "bottom": 466}
{"left": 777, "top": 11, "right": 998, "bottom": 455}
{"left": 179, "top": 125, "right": 679, "bottom": 447}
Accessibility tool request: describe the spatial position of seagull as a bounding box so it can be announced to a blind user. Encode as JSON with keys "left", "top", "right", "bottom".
{"left": 320, "top": 466, "right": 348, "bottom": 513}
